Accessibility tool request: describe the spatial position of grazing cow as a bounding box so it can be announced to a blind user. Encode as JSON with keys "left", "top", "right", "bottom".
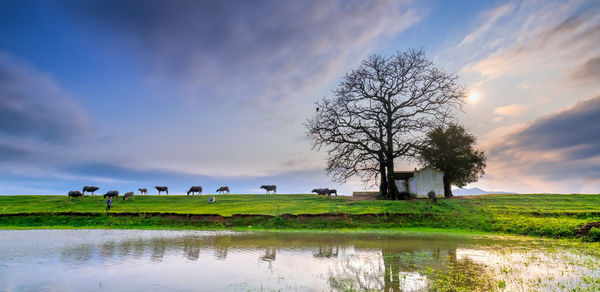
{"left": 216, "top": 186, "right": 230, "bottom": 194}
{"left": 103, "top": 190, "right": 119, "bottom": 199}
{"left": 328, "top": 189, "right": 338, "bottom": 197}
{"left": 155, "top": 186, "right": 168, "bottom": 195}
{"left": 68, "top": 190, "right": 84, "bottom": 199}
{"left": 82, "top": 186, "right": 99, "bottom": 195}
{"left": 123, "top": 192, "right": 134, "bottom": 200}
{"left": 138, "top": 188, "right": 147, "bottom": 195}
{"left": 311, "top": 188, "right": 330, "bottom": 196}
{"left": 187, "top": 186, "right": 203, "bottom": 195}
{"left": 260, "top": 185, "right": 277, "bottom": 194}
{"left": 427, "top": 190, "right": 437, "bottom": 203}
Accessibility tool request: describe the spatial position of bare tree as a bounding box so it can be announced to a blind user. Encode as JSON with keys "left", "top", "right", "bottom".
{"left": 306, "top": 49, "right": 465, "bottom": 199}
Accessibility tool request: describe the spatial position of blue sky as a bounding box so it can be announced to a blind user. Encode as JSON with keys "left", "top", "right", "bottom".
{"left": 0, "top": 0, "right": 598, "bottom": 195}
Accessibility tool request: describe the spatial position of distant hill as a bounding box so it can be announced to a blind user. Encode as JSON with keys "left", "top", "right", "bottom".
{"left": 452, "top": 187, "right": 517, "bottom": 196}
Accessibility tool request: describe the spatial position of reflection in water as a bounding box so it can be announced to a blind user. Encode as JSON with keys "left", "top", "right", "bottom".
{"left": 183, "top": 238, "right": 200, "bottom": 261}
{"left": 151, "top": 239, "right": 166, "bottom": 262}
{"left": 213, "top": 246, "right": 228, "bottom": 260}
{"left": 260, "top": 247, "right": 277, "bottom": 262}
{"left": 60, "top": 244, "right": 93, "bottom": 266}
{"left": 100, "top": 241, "right": 116, "bottom": 261}
{"left": 314, "top": 245, "right": 339, "bottom": 258}
{"left": 0, "top": 230, "right": 598, "bottom": 291}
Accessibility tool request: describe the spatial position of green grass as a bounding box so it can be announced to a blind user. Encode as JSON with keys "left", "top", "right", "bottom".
{"left": 0, "top": 193, "right": 599, "bottom": 239}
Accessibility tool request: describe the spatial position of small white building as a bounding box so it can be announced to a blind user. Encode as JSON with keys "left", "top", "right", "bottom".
{"left": 394, "top": 167, "right": 444, "bottom": 198}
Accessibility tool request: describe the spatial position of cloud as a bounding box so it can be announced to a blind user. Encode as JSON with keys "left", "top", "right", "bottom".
{"left": 0, "top": 142, "right": 34, "bottom": 162}
{"left": 461, "top": 4, "right": 600, "bottom": 80}
{"left": 570, "top": 56, "right": 600, "bottom": 85}
{"left": 60, "top": 0, "right": 420, "bottom": 113}
{"left": 459, "top": 4, "right": 514, "bottom": 47}
{"left": 487, "top": 96, "right": 600, "bottom": 185}
{"left": 450, "top": 2, "right": 600, "bottom": 193}
{"left": 0, "top": 52, "right": 91, "bottom": 143}
{"left": 493, "top": 104, "right": 528, "bottom": 117}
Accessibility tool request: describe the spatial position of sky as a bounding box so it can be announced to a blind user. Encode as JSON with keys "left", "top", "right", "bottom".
{"left": 0, "top": 0, "right": 598, "bottom": 195}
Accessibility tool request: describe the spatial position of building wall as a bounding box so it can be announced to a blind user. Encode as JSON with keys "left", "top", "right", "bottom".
{"left": 408, "top": 177, "right": 416, "bottom": 196}
{"left": 395, "top": 179, "right": 408, "bottom": 193}
{"left": 409, "top": 167, "right": 444, "bottom": 198}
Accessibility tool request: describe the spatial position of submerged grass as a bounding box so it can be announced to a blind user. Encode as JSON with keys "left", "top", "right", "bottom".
{"left": 0, "top": 193, "right": 599, "bottom": 240}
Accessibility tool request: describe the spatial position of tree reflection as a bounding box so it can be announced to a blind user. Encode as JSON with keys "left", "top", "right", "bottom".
{"left": 183, "top": 241, "right": 200, "bottom": 261}
{"left": 426, "top": 249, "right": 496, "bottom": 291}
{"left": 313, "top": 245, "right": 339, "bottom": 259}
{"left": 213, "top": 246, "right": 228, "bottom": 260}
{"left": 260, "top": 247, "right": 277, "bottom": 262}
{"left": 151, "top": 239, "right": 166, "bottom": 262}
{"left": 329, "top": 246, "right": 495, "bottom": 291}
{"left": 118, "top": 240, "right": 132, "bottom": 258}
{"left": 100, "top": 241, "right": 116, "bottom": 261}
{"left": 60, "top": 244, "right": 93, "bottom": 265}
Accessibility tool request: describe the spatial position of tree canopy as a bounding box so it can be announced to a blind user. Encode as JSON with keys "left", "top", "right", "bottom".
{"left": 305, "top": 49, "right": 466, "bottom": 199}
{"left": 418, "top": 124, "right": 487, "bottom": 197}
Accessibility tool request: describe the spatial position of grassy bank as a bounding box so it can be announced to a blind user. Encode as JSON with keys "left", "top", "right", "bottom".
{"left": 1, "top": 194, "right": 599, "bottom": 240}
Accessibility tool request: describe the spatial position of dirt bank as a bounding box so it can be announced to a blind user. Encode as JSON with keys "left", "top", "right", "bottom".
{"left": 0, "top": 211, "right": 419, "bottom": 224}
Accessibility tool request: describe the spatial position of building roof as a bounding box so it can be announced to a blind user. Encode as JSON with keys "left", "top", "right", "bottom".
{"left": 393, "top": 171, "right": 414, "bottom": 180}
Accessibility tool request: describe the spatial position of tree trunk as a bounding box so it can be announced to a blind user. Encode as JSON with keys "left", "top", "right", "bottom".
{"left": 443, "top": 175, "right": 453, "bottom": 198}
{"left": 386, "top": 158, "right": 400, "bottom": 200}
{"left": 379, "top": 170, "right": 387, "bottom": 198}
{"left": 382, "top": 250, "right": 400, "bottom": 291}
{"left": 384, "top": 122, "right": 401, "bottom": 199}
{"left": 378, "top": 153, "right": 388, "bottom": 198}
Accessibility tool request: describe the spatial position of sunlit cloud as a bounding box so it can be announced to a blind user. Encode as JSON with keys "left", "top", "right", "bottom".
{"left": 493, "top": 104, "right": 528, "bottom": 117}
{"left": 481, "top": 96, "right": 600, "bottom": 193}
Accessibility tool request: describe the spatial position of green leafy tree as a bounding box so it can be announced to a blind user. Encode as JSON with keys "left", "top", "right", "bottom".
{"left": 419, "top": 124, "right": 486, "bottom": 197}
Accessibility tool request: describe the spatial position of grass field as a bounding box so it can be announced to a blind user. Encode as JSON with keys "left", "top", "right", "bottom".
{"left": 1, "top": 193, "right": 599, "bottom": 240}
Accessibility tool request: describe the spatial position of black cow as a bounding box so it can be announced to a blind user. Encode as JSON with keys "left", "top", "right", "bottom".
{"left": 103, "top": 190, "right": 119, "bottom": 199}
{"left": 311, "top": 188, "right": 330, "bottom": 196}
{"left": 123, "top": 191, "right": 134, "bottom": 200}
{"left": 216, "top": 186, "right": 230, "bottom": 194}
{"left": 155, "top": 186, "right": 168, "bottom": 195}
{"left": 187, "top": 186, "right": 203, "bottom": 195}
{"left": 68, "top": 190, "right": 84, "bottom": 199}
{"left": 428, "top": 190, "right": 437, "bottom": 203}
{"left": 328, "top": 189, "right": 338, "bottom": 197}
{"left": 260, "top": 185, "right": 277, "bottom": 194}
{"left": 82, "top": 186, "right": 99, "bottom": 195}
{"left": 138, "top": 188, "right": 147, "bottom": 195}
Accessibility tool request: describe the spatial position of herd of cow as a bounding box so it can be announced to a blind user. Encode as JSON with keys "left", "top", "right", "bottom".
{"left": 67, "top": 184, "right": 339, "bottom": 199}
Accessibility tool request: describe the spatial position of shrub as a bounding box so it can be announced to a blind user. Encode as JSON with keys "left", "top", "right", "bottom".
{"left": 586, "top": 227, "right": 600, "bottom": 242}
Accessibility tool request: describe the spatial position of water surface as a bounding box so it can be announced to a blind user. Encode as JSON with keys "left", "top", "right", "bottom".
{"left": 0, "top": 230, "right": 598, "bottom": 291}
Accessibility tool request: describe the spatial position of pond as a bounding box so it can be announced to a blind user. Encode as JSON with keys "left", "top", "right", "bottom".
{"left": 0, "top": 230, "right": 598, "bottom": 291}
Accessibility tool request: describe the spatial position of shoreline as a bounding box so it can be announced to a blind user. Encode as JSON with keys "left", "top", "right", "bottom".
{"left": 0, "top": 211, "right": 598, "bottom": 242}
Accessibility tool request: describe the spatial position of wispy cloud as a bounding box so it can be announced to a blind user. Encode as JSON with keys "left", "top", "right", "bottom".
{"left": 0, "top": 52, "right": 91, "bottom": 143}
{"left": 570, "top": 56, "right": 600, "bottom": 85}
{"left": 461, "top": 3, "right": 600, "bottom": 80}
{"left": 62, "top": 0, "right": 420, "bottom": 114}
{"left": 493, "top": 103, "right": 528, "bottom": 117}
{"left": 459, "top": 3, "right": 514, "bottom": 47}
